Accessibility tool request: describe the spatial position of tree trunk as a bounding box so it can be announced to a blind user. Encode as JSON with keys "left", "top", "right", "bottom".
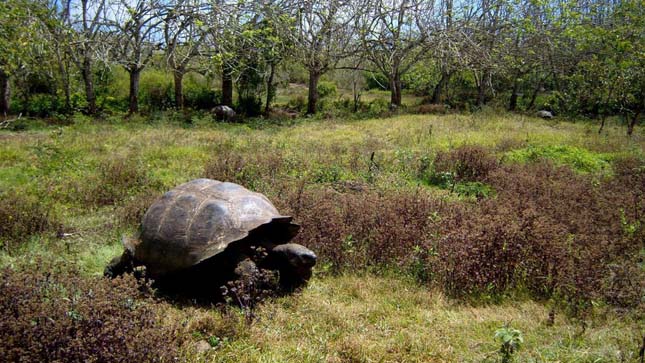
{"left": 598, "top": 116, "right": 606, "bottom": 134}
{"left": 432, "top": 71, "right": 450, "bottom": 104}
{"left": 57, "top": 56, "right": 71, "bottom": 112}
{"left": 81, "top": 58, "right": 97, "bottom": 115}
{"left": 527, "top": 78, "right": 542, "bottom": 110}
{"left": 390, "top": 72, "right": 402, "bottom": 107}
{"left": 627, "top": 110, "right": 640, "bottom": 136}
{"left": 265, "top": 62, "right": 276, "bottom": 114}
{"left": 128, "top": 68, "right": 141, "bottom": 114}
{"left": 222, "top": 66, "right": 233, "bottom": 107}
{"left": 307, "top": 70, "right": 320, "bottom": 115}
{"left": 0, "top": 69, "right": 9, "bottom": 116}
{"left": 352, "top": 79, "right": 360, "bottom": 113}
{"left": 173, "top": 70, "right": 184, "bottom": 109}
{"left": 477, "top": 72, "right": 487, "bottom": 107}
{"left": 509, "top": 78, "right": 520, "bottom": 111}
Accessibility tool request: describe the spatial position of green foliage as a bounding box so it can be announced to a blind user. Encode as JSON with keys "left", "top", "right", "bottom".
{"left": 316, "top": 81, "right": 337, "bottom": 99}
{"left": 504, "top": 145, "right": 611, "bottom": 173}
{"left": 427, "top": 171, "right": 495, "bottom": 199}
{"left": 184, "top": 74, "right": 220, "bottom": 110}
{"left": 364, "top": 71, "right": 389, "bottom": 90}
{"left": 139, "top": 69, "right": 173, "bottom": 111}
{"left": 494, "top": 326, "right": 523, "bottom": 363}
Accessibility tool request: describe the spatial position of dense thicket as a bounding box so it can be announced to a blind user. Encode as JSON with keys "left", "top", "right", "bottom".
{"left": 0, "top": 264, "right": 178, "bottom": 362}
{"left": 0, "top": 0, "right": 642, "bottom": 132}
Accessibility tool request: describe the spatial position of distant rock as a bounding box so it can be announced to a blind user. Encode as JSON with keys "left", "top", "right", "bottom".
{"left": 536, "top": 110, "right": 553, "bottom": 119}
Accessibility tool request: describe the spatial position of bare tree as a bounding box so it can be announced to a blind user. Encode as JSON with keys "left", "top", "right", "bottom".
{"left": 282, "top": 0, "right": 358, "bottom": 114}
{"left": 358, "top": 0, "right": 435, "bottom": 107}
{"left": 107, "top": 0, "right": 164, "bottom": 114}
{"left": 55, "top": 0, "right": 110, "bottom": 115}
{"left": 163, "top": 0, "right": 207, "bottom": 109}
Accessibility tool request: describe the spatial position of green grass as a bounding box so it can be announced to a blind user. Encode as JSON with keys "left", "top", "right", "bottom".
{"left": 181, "top": 274, "right": 641, "bottom": 362}
{"left": 0, "top": 112, "right": 643, "bottom": 362}
{"left": 504, "top": 145, "right": 613, "bottom": 173}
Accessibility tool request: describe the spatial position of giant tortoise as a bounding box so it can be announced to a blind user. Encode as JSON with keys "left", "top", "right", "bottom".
{"left": 105, "top": 179, "right": 316, "bottom": 296}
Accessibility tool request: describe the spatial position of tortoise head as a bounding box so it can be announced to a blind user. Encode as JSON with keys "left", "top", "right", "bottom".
{"left": 270, "top": 243, "right": 317, "bottom": 272}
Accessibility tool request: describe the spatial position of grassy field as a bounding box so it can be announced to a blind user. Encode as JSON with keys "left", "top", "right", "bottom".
{"left": 0, "top": 112, "right": 643, "bottom": 362}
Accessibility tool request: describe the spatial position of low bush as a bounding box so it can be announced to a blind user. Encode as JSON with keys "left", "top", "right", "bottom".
{"left": 317, "top": 81, "right": 337, "bottom": 99}
{"left": 415, "top": 104, "right": 448, "bottom": 114}
{"left": 0, "top": 192, "right": 58, "bottom": 252}
{"left": 85, "top": 155, "right": 151, "bottom": 207}
{"left": 203, "top": 148, "right": 289, "bottom": 192}
{"left": 433, "top": 145, "right": 499, "bottom": 183}
{"left": 0, "top": 264, "right": 178, "bottom": 362}
{"left": 278, "top": 186, "right": 444, "bottom": 274}
{"left": 204, "top": 146, "right": 642, "bottom": 312}
{"left": 139, "top": 70, "right": 174, "bottom": 111}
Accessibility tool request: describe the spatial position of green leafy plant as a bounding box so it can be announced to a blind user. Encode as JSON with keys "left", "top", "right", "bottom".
{"left": 494, "top": 326, "right": 523, "bottom": 363}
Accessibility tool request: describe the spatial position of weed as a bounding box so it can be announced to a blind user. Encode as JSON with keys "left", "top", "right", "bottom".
{"left": 494, "top": 326, "right": 523, "bottom": 363}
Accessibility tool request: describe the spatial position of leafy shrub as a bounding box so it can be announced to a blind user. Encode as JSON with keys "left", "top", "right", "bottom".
{"left": 203, "top": 148, "right": 288, "bottom": 192}
{"left": 0, "top": 192, "right": 58, "bottom": 252}
{"left": 317, "top": 81, "right": 337, "bottom": 99}
{"left": 237, "top": 95, "right": 263, "bottom": 117}
{"left": 184, "top": 87, "right": 221, "bottom": 110}
{"left": 364, "top": 71, "right": 389, "bottom": 90}
{"left": 287, "top": 95, "right": 307, "bottom": 112}
{"left": 0, "top": 264, "right": 178, "bottom": 362}
{"left": 495, "top": 326, "right": 523, "bottom": 363}
{"left": 504, "top": 145, "right": 611, "bottom": 173}
{"left": 13, "top": 93, "right": 64, "bottom": 117}
{"left": 200, "top": 146, "right": 643, "bottom": 312}
{"left": 367, "top": 98, "right": 391, "bottom": 116}
{"left": 140, "top": 70, "right": 174, "bottom": 111}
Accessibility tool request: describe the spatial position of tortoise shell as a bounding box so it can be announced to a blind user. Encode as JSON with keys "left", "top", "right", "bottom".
{"left": 127, "top": 179, "right": 299, "bottom": 276}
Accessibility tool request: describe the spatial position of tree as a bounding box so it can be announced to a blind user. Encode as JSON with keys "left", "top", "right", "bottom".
{"left": 107, "top": 0, "right": 164, "bottom": 114}
{"left": 0, "top": 0, "right": 45, "bottom": 115}
{"left": 284, "top": 0, "right": 358, "bottom": 114}
{"left": 358, "top": 0, "right": 434, "bottom": 107}
{"left": 63, "top": 0, "right": 110, "bottom": 115}
{"left": 163, "top": 0, "right": 207, "bottom": 109}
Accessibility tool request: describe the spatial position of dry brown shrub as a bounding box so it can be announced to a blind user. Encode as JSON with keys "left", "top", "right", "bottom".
{"left": 415, "top": 104, "right": 448, "bottom": 114}
{"left": 201, "top": 149, "right": 643, "bottom": 310}
{"left": 86, "top": 155, "right": 150, "bottom": 207}
{"left": 118, "top": 188, "right": 162, "bottom": 227}
{"left": 0, "top": 263, "right": 179, "bottom": 363}
{"left": 203, "top": 148, "right": 288, "bottom": 192}
{"left": 0, "top": 192, "right": 59, "bottom": 251}
{"left": 436, "top": 161, "right": 644, "bottom": 308}
{"left": 434, "top": 145, "right": 499, "bottom": 182}
{"left": 276, "top": 186, "right": 444, "bottom": 273}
